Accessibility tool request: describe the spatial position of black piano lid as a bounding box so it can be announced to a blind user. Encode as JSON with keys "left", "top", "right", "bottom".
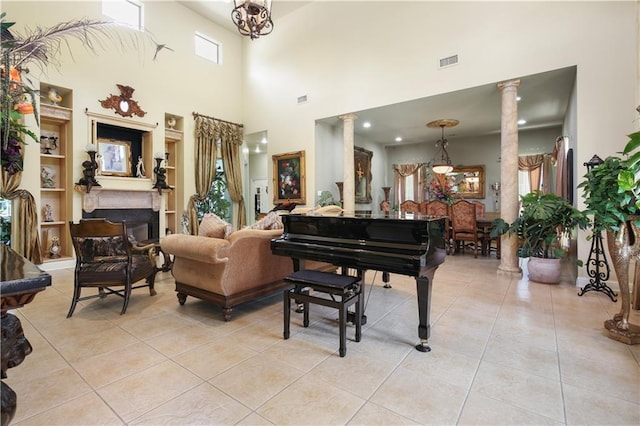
{"left": 281, "top": 212, "right": 444, "bottom": 246}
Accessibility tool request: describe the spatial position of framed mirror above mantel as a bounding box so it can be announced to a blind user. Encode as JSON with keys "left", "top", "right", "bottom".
{"left": 85, "top": 109, "right": 157, "bottom": 182}
{"left": 450, "top": 165, "right": 485, "bottom": 199}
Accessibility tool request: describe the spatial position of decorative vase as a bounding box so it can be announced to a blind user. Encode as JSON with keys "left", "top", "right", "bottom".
{"left": 43, "top": 204, "right": 54, "bottom": 222}
{"left": 604, "top": 217, "right": 640, "bottom": 344}
{"left": 167, "top": 117, "right": 176, "bottom": 129}
{"left": 335, "top": 181, "right": 344, "bottom": 204}
{"left": 382, "top": 186, "right": 391, "bottom": 202}
{"left": 526, "top": 257, "right": 561, "bottom": 284}
{"left": 49, "top": 236, "right": 61, "bottom": 258}
{"left": 47, "top": 87, "right": 62, "bottom": 106}
{"left": 40, "top": 166, "right": 55, "bottom": 188}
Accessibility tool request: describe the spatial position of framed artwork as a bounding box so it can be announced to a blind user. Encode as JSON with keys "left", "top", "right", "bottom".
{"left": 355, "top": 146, "right": 372, "bottom": 203}
{"left": 451, "top": 165, "right": 485, "bottom": 199}
{"left": 97, "top": 138, "right": 132, "bottom": 176}
{"left": 273, "top": 150, "right": 306, "bottom": 204}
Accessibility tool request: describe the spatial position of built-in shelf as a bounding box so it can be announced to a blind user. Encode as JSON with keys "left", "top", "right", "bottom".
{"left": 164, "top": 115, "right": 183, "bottom": 235}
{"left": 39, "top": 83, "right": 73, "bottom": 261}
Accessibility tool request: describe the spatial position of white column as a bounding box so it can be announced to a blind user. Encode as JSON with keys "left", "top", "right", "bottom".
{"left": 339, "top": 113, "right": 357, "bottom": 213}
{"left": 497, "top": 80, "right": 523, "bottom": 277}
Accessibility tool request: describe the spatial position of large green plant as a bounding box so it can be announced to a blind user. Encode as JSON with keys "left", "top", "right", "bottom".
{"left": 578, "top": 155, "right": 638, "bottom": 233}
{"left": 491, "top": 191, "right": 590, "bottom": 259}
{"left": 578, "top": 121, "right": 640, "bottom": 233}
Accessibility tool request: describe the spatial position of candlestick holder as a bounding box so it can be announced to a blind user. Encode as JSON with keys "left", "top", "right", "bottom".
{"left": 76, "top": 149, "right": 101, "bottom": 193}
{"left": 153, "top": 156, "right": 172, "bottom": 194}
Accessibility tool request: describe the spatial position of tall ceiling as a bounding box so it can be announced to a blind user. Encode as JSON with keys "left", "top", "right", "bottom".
{"left": 179, "top": 1, "right": 576, "bottom": 153}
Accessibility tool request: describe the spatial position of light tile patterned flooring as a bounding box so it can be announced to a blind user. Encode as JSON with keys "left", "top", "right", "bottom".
{"left": 5, "top": 256, "right": 640, "bottom": 425}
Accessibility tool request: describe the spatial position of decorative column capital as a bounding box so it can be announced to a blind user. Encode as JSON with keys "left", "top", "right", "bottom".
{"left": 497, "top": 79, "right": 521, "bottom": 92}
{"left": 339, "top": 113, "right": 358, "bottom": 122}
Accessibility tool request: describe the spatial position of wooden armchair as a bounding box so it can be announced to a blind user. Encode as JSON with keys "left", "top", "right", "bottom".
{"left": 450, "top": 200, "right": 485, "bottom": 258}
{"left": 67, "top": 218, "right": 157, "bottom": 317}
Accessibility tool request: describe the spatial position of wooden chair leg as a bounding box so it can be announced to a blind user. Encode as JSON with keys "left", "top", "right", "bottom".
{"left": 120, "top": 282, "right": 132, "bottom": 315}
{"left": 66, "top": 287, "right": 80, "bottom": 318}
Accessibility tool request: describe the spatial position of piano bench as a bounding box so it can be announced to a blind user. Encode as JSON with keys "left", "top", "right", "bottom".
{"left": 283, "top": 270, "right": 361, "bottom": 357}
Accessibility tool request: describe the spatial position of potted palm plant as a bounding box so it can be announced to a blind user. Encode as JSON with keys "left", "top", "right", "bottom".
{"left": 491, "top": 190, "right": 590, "bottom": 283}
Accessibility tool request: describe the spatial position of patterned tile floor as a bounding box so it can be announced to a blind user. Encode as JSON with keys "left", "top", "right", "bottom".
{"left": 5, "top": 255, "right": 640, "bottom": 425}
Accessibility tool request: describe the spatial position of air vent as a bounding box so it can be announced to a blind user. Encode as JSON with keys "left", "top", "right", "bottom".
{"left": 297, "top": 95, "right": 308, "bottom": 104}
{"left": 439, "top": 54, "right": 459, "bottom": 68}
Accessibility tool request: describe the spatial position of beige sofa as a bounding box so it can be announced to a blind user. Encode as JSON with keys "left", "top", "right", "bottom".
{"left": 161, "top": 228, "right": 288, "bottom": 321}
{"left": 161, "top": 226, "right": 329, "bottom": 321}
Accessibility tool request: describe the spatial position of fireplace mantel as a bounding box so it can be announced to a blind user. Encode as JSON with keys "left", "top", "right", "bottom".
{"left": 76, "top": 187, "right": 161, "bottom": 213}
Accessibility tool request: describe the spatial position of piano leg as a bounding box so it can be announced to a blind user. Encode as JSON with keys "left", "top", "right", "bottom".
{"left": 415, "top": 274, "right": 433, "bottom": 353}
{"left": 382, "top": 272, "right": 391, "bottom": 288}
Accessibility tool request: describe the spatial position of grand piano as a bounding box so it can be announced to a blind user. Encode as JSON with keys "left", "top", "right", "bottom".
{"left": 271, "top": 212, "right": 447, "bottom": 352}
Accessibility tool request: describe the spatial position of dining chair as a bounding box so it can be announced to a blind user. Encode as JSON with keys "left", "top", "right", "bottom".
{"left": 472, "top": 201, "right": 485, "bottom": 218}
{"left": 400, "top": 200, "right": 421, "bottom": 214}
{"left": 450, "top": 200, "right": 485, "bottom": 258}
{"left": 425, "top": 200, "right": 452, "bottom": 254}
{"left": 67, "top": 218, "right": 157, "bottom": 317}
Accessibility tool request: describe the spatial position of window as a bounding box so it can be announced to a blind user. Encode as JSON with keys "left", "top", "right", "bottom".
{"left": 404, "top": 175, "right": 414, "bottom": 201}
{"left": 102, "top": 0, "right": 143, "bottom": 30}
{"left": 196, "top": 160, "right": 232, "bottom": 223}
{"left": 195, "top": 32, "right": 221, "bottom": 64}
{"left": 518, "top": 170, "right": 531, "bottom": 198}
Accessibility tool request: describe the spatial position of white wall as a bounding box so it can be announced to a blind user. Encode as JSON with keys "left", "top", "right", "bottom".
{"left": 5, "top": 0, "right": 244, "bottom": 226}
{"left": 242, "top": 1, "right": 638, "bottom": 279}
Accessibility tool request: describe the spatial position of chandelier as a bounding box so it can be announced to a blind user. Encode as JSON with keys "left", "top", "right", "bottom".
{"left": 427, "top": 119, "right": 459, "bottom": 174}
{"left": 231, "top": 0, "right": 274, "bottom": 40}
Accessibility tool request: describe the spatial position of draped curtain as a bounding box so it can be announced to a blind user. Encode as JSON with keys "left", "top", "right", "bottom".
{"left": 220, "top": 123, "right": 246, "bottom": 228}
{"left": 1, "top": 169, "right": 42, "bottom": 264}
{"left": 518, "top": 154, "right": 551, "bottom": 194}
{"left": 392, "top": 163, "right": 426, "bottom": 207}
{"left": 187, "top": 114, "right": 244, "bottom": 234}
{"left": 552, "top": 136, "right": 568, "bottom": 199}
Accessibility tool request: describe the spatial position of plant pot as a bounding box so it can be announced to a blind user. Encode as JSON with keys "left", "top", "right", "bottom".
{"left": 527, "top": 257, "right": 561, "bottom": 284}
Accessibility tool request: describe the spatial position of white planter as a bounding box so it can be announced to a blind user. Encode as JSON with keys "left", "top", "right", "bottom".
{"left": 527, "top": 257, "right": 561, "bottom": 284}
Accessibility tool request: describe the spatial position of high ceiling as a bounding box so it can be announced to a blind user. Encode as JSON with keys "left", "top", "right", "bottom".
{"left": 179, "top": 1, "right": 576, "bottom": 152}
{"left": 318, "top": 66, "right": 576, "bottom": 147}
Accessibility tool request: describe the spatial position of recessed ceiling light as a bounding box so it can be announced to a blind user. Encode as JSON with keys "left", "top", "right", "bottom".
{"left": 363, "top": 122, "right": 371, "bottom": 128}
{"left": 518, "top": 119, "right": 527, "bottom": 125}
{"left": 261, "top": 137, "right": 267, "bottom": 144}
{"left": 255, "top": 146, "right": 261, "bottom": 153}
{"left": 395, "top": 136, "right": 402, "bottom": 142}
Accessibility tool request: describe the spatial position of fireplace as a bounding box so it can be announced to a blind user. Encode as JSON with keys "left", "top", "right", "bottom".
{"left": 78, "top": 188, "right": 162, "bottom": 242}
{"left": 83, "top": 208, "right": 159, "bottom": 241}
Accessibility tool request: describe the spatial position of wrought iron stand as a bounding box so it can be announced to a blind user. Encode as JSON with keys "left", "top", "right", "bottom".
{"left": 578, "top": 227, "right": 617, "bottom": 302}
{"left": 578, "top": 154, "right": 617, "bottom": 302}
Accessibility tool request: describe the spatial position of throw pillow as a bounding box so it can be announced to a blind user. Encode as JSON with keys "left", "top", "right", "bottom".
{"left": 199, "top": 213, "right": 233, "bottom": 239}
{"left": 245, "top": 211, "right": 283, "bottom": 230}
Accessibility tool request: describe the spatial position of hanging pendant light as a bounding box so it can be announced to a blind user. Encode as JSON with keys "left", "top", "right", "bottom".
{"left": 231, "top": 0, "right": 274, "bottom": 40}
{"left": 427, "top": 119, "right": 459, "bottom": 174}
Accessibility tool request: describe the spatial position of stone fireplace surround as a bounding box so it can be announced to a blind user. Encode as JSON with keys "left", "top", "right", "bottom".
{"left": 78, "top": 188, "right": 161, "bottom": 241}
